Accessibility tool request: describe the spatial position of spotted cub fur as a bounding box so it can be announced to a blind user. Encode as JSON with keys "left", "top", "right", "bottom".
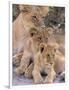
{"left": 15, "top": 27, "right": 56, "bottom": 78}
{"left": 15, "top": 28, "right": 43, "bottom": 78}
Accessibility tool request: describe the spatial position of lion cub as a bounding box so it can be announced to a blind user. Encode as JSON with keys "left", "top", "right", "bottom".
{"left": 14, "top": 27, "right": 56, "bottom": 77}
{"left": 15, "top": 28, "right": 43, "bottom": 78}
{"left": 32, "top": 43, "right": 64, "bottom": 84}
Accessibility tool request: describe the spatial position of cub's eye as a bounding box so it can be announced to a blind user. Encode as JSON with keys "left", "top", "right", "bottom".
{"left": 54, "top": 48, "right": 56, "bottom": 52}
{"left": 45, "top": 37, "right": 48, "bottom": 42}
{"left": 53, "top": 54, "right": 55, "bottom": 57}
{"left": 38, "top": 37, "right": 41, "bottom": 40}
{"left": 50, "top": 62, "right": 53, "bottom": 65}
{"left": 31, "top": 33, "right": 34, "bottom": 37}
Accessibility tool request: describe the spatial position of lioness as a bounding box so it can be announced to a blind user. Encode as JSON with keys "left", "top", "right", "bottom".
{"left": 13, "top": 5, "right": 49, "bottom": 55}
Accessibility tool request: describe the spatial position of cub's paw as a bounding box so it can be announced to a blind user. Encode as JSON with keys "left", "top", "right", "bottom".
{"left": 25, "top": 63, "right": 34, "bottom": 78}
{"left": 15, "top": 67, "right": 24, "bottom": 76}
{"left": 13, "top": 52, "right": 23, "bottom": 67}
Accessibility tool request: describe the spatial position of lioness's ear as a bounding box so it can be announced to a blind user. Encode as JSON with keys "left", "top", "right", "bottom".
{"left": 41, "top": 6, "right": 49, "bottom": 15}
{"left": 19, "top": 5, "right": 23, "bottom": 11}
{"left": 36, "top": 6, "right": 49, "bottom": 16}
{"left": 19, "top": 5, "right": 32, "bottom": 12}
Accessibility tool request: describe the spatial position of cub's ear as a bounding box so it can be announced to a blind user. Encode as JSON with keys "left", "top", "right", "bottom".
{"left": 29, "top": 28, "right": 38, "bottom": 37}
{"left": 45, "top": 27, "right": 54, "bottom": 35}
{"left": 53, "top": 44, "right": 59, "bottom": 53}
{"left": 19, "top": 5, "right": 32, "bottom": 13}
{"left": 49, "top": 43, "right": 59, "bottom": 52}
{"left": 53, "top": 43, "right": 59, "bottom": 50}
{"left": 39, "top": 43, "right": 47, "bottom": 53}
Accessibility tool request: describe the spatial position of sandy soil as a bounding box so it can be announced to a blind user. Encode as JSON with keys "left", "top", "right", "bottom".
{"left": 12, "top": 67, "right": 65, "bottom": 86}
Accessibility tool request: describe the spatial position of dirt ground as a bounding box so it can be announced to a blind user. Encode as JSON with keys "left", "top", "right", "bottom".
{"left": 12, "top": 67, "right": 65, "bottom": 85}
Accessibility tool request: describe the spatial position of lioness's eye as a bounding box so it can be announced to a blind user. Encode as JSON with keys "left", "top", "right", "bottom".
{"left": 32, "top": 16, "right": 38, "bottom": 21}
{"left": 32, "top": 16, "right": 37, "bottom": 19}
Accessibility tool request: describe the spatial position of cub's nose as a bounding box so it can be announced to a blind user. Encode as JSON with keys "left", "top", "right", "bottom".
{"left": 40, "top": 70, "right": 48, "bottom": 77}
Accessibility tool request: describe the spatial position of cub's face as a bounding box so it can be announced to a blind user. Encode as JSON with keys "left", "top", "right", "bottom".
{"left": 39, "top": 43, "right": 58, "bottom": 67}
{"left": 19, "top": 5, "right": 49, "bottom": 27}
{"left": 36, "top": 43, "right": 58, "bottom": 76}
{"left": 29, "top": 27, "right": 54, "bottom": 44}
{"left": 29, "top": 28, "right": 43, "bottom": 44}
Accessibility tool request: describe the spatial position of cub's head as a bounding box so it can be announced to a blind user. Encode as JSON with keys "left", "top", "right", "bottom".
{"left": 38, "top": 43, "right": 58, "bottom": 78}
{"left": 39, "top": 43, "right": 59, "bottom": 66}
{"left": 19, "top": 5, "right": 49, "bottom": 27}
{"left": 29, "top": 28, "right": 43, "bottom": 44}
{"left": 29, "top": 27, "right": 54, "bottom": 44}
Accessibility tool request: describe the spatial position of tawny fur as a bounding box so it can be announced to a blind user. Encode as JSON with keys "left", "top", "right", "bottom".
{"left": 13, "top": 5, "right": 49, "bottom": 54}
{"left": 32, "top": 43, "right": 64, "bottom": 83}
{"left": 15, "top": 27, "right": 55, "bottom": 78}
{"left": 15, "top": 28, "right": 43, "bottom": 77}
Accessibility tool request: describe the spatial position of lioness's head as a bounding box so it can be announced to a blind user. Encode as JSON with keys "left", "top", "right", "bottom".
{"left": 19, "top": 5, "right": 49, "bottom": 27}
